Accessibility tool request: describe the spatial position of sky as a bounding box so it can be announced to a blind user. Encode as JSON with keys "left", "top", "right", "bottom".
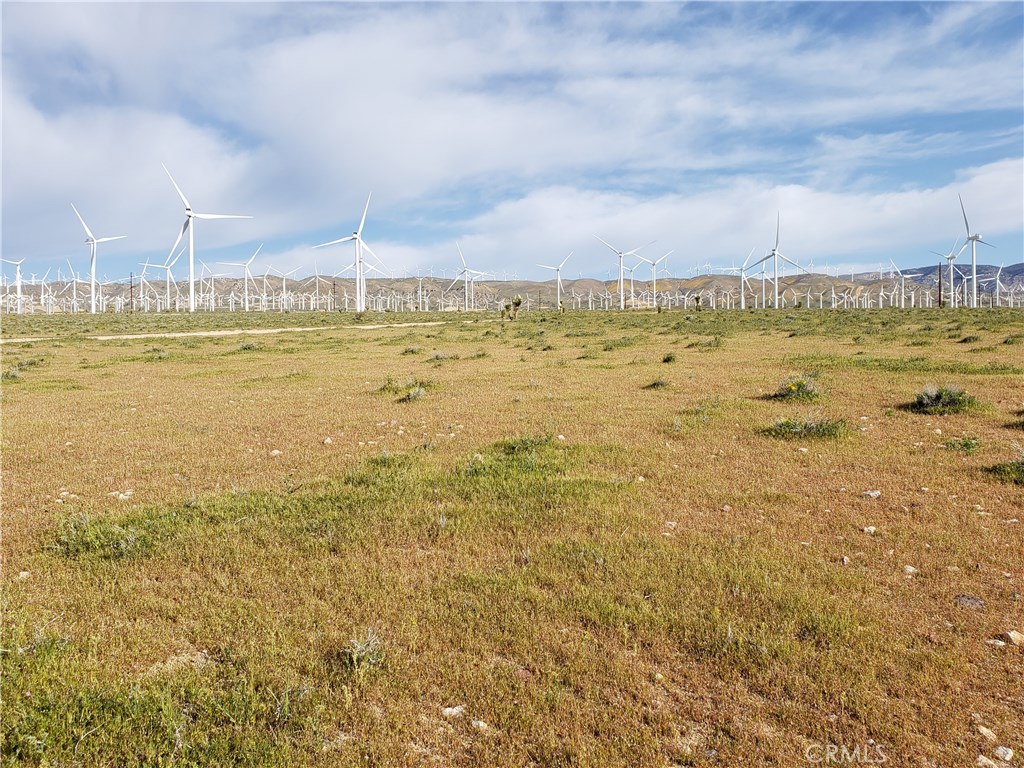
{"left": 2, "top": 1, "right": 1022, "bottom": 285}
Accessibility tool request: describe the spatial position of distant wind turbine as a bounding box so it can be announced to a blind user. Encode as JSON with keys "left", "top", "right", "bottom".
{"left": 537, "top": 252, "right": 571, "bottom": 309}
{"left": 219, "top": 244, "right": 262, "bottom": 312}
{"left": 162, "top": 163, "right": 252, "bottom": 313}
{"left": 594, "top": 236, "right": 655, "bottom": 310}
{"left": 70, "top": 203, "right": 125, "bottom": 314}
{"left": 313, "top": 193, "right": 385, "bottom": 313}
{"left": 958, "top": 194, "right": 995, "bottom": 309}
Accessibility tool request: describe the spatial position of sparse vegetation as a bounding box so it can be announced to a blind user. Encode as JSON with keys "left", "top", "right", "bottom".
{"left": 768, "top": 373, "right": 820, "bottom": 402}
{"left": 761, "top": 415, "right": 848, "bottom": 440}
{"left": 2, "top": 307, "right": 1023, "bottom": 766}
{"left": 908, "top": 384, "right": 979, "bottom": 414}
{"left": 942, "top": 436, "right": 980, "bottom": 455}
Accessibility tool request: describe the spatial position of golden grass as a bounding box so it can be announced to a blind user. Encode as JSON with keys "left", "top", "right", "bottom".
{"left": 2, "top": 309, "right": 1023, "bottom": 766}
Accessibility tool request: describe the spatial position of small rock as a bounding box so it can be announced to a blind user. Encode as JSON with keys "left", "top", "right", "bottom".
{"left": 862, "top": 490, "right": 881, "bottom": 499}
{"left": 954, "top": 594, "right": 985, "bottom": 611}
{"left": 471, "top": 719, "right": 488, "bottom": 731}
{"left": 441, "top": 705, "right": 465, "bottom": 718}
{"left": 840, "top": 556, "right": 851, "bottom": 566}
{"left": 976, "top": 756, "right": 997, "bottom": 768}
{"left": 933, "top": 428, "right": 942, "bottom": 435}
{"left": 986, "top": 639, "right": 1006, "bottom": 648}
{"left": 978, "top": 725, "right": 997, "bottom": 742}
{"left": 270, "top": 449, "right": 282, "bottom": 457}
{"left": 322, "top": 437, "right": 332, "bottom": 444}
{"left": 863, "top": 526, "right": 876, "bottom": 535}
{"left": 557, "top": 434, "right": 565, "bottom": 441}
{"left": 903, "top": 565, "right": 919, "bottom": 576}
{"left": 637, "top": 476, "right": 645, "bottom": 482}
{"left": 993, "top": 746, "right": 1013, "bottom": 762}
{"left": 797, "top": 447, "right": 808, "bottom": 453}
{"left": 721, "top": 505, "right": 732, "bottom": 512}
{"left": 1001, "top": 629, "right": 1024, "bottom": 646}
{"left": 18, "top": 571, "right": 29, "bottom": 581}
{"left": 654, "top": 672, "right": 664, "bottom": 681}
{"left": 664, "top": 521, "right": 677, "bottom": 530}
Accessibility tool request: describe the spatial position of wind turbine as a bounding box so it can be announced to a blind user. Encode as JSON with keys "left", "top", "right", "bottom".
{"left": 594, "top": 236, "right": 655, "bottom": 310}
{"left": 745, "top": 213, "right": 805, "bottom": 308}
{"left": 636, "top": 250, "right": 672, "bottom": 308}
{"left": 1, "top": 258, "right": 25, "bottom": 314}
{"left": 447, "top": 242, "right": 487, "bottom": 311}
{"left": 929, "top": 237, "right": 961, "bottom": 309}
{"left": 313, "top": 193, "right": 381, "bottom": 313}
{"left": 958, "top": 194, "right": 995, "bottom": 309}
{"left": 219, "top": 244, "right": 262, "bottom": 312}
{"left": 537, "top": 252, "right": 571, "bottom": 310}
{"left": 70, "top": 203, "right": 126, "bottom": 314}
{"left": 162, "top": 163, "right": 252, "bottom": 313}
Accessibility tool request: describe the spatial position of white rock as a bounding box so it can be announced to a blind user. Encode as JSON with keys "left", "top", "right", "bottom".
{"left": 978, "top": 725, "right": 997, "bottom": 742}
{"left": 840, "top": 556, "right": 851, "bottom": 566}
{"left": 797, "top": 447, "right": 808, "bottom": 453}
{"left": 471, "top": 719, "right": 488, "bottom": 731}
{"left": 903, "top": 565, "right": 919, "bottom": 576}
{"left": 322, "top": 437, "right": 332, "bottom": 444}
{"left": 993, "top": 746, "right": 1013, "bottom": 761}
{"left": 557, "top": 434, "right": 565, "bottom": 441}
{"left": 1002, "top": 629, "right": 1024, "bottom": 646}
{"left": 862, "top": 490, "right": 881, "bottom": 499}
{"left": 441, "top": 705, "right": 465, "bottom": 718}
{"left": 934, "top": 428, "right": 942, "bottom": 435}
{"left": 986, "top": 639, "right": 1007, "bottom": 648}
{"left": 17, "top": 571, "right": 29, "bottom": 580}
{"left": 976, "top": 756, "right": 997, "bottom": 768}
{"left": 270, "top": 449, "right": 282, "bottom": 457}
{"left": 863, "top": 526, "right": 876, "bottom": 535}
{"left": 664, "top": 521, "right": 677, "bottom": 530}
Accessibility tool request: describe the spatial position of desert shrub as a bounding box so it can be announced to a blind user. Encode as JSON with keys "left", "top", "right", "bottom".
{"left": 908, "top": 385, "right": 978, "bottom": 415}
{"left": 762, "top": 416, "right": 847, "bottom": 440}
{"left": 643, "top": 379, "right": 670, "bottom": 390}
{"left": 768, "top": 374, "right": 820, "bottom": 402}
{"left": 943, "top": 436, "right": 979, "bottom": 455}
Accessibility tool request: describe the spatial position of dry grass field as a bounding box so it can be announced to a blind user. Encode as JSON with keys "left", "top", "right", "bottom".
{"left": 2, "top": 308, "right": 1023, "bottom": 767}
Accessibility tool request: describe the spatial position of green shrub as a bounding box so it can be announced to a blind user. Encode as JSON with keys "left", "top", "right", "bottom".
{"left": 942, "top": 436, "right": 979, "bottom": 455}
{"left": 768, "top": 374, "right": 819, "bottom": 402}
{"left": 986, "top": 460, "right": 1024, "bottom": 485}
{"left": 908, "top": 385, "right": 978, "bottom": 415}
{"left": 761, "top": 416, "right": 847, "bottom": 440}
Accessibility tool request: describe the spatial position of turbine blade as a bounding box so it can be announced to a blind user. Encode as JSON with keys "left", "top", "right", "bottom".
{"left": 248, "top": 244, "right": 263, "bottom": 264}
{"left": 162, "top": 163, "right": 191, "bottom": 209}
{"left": 357, "top": 193, "right": 372, "bottom": 236}
{"left": 775, "top": 212, "right": 781, "bottom": 251}
{"left": 314, "top": 234, "right": 356, "bottom": 248}
{"left": 958, "top": 194, "right": 970, "bottom": 236}
{"left": 558, "top": 252, "right": 572, "bottom": 269}
{"left": 979, "top": 239, "right": 996, "bottom": 249}
{"left": 456, "top": 242, "right": 466, "bottom": 267}
{"left": 167, "top": 219, "right": 188, "bottom": 264}
{"left": 193, "top": 213, "right": 252, "bottom": 220}
{"left": 70, "top": 203, "right": 96, "bottom": 241}
{"left": 94, "top": 235, "right": 127, "bottom": 243}
{"left": 593, "top": 235, "right": 619, "bottom": 254}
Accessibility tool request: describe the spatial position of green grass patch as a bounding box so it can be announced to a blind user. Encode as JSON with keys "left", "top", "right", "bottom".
{"left": 942, "top": 436, "right": 980, "bottom": 455}
{"left": 986, "top": 459, "right": 1024, "bottom": 485}
{"left": 766, "top": 374, "right": 820, "bottom": 402}
{"left": 761, "top": 416, "right": 848, "bottom": 440}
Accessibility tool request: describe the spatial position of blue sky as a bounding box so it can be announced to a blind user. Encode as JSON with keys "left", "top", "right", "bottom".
{"left": 2, "top": 1, "right": 1022, "bottom": 284}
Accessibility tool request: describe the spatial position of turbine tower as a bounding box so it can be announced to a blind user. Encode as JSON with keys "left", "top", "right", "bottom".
{"left": 219, "top": 244, "right": 262, "bottom": 312}
{"left": 162, "top": 163, "right": 252, "bottom": 313}
{"left": 314, "top": 194, "right": 381, "bottom": 313}
{"left": 594, "top": 236, "right": 655, "bottom": 310}
{"left": 958, "top": 194, "right": 994, "bottom": 309}
{"left": 537, "top": 252, "right": 571, "bottom": 310}
{"left": 70, "top": 203, "right": 126, "bottom": 314}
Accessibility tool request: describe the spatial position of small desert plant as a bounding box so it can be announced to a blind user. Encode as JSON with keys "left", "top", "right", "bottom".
{"left": 398, "top": 386, "right": 426, "bottom": 403}
{"left": 51, "top": 514, "right": 153, "bottom": 560}
{"left": 643, "top": 379, "right": 670, "bottom": 390}
{"left": 401, "top": 346, "right": 420, "bottom": 355}
{"left": 943, "top": 436, "right": 979, "bottom": 455}
{"left": 337, "top": 628, "right": 385, "bottom": 681}
{"left": 662, "top": 352, "right": 676, "bottom": 363}
{"left": 768, "top": 374, "right": 819, "bottom": 402}
{"left": 762, "top": 416, "right": 847, "bottom": 440}
{"left": 908, "top": 385, "right": 978, "bottom": 415}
